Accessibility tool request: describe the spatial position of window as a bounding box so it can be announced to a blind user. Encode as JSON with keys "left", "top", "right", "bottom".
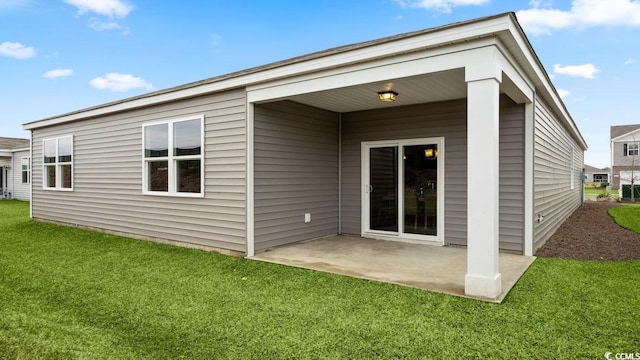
{"left": 21, "top": 157, "right": 30, "bottom": 184}
{"left": 593, "top": 174, "right": 608, "bottom": 183}
{"left": 42, "top": 136, "right": 73, "bottom": 190}
{"left": 624, "top": 142, "right": 639, "bottom": 156}
{"left": 143, "top": 116, "right": 203, "bottom": 196}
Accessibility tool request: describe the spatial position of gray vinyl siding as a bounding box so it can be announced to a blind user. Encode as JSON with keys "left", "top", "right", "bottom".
{"left": 254, "top": 101, "right": 339, "bottom": 250}
{"left": 611, "top": 140, "right": 640, "bottom": 189}
{"left": 341, "top": 96, "right": 525, "bottom": 250}
{"left": 611, "top": 166, "right": 639, "bottom": 189}
{"left": 11, "top": 150, "right": 30, "bottom": 201}
{"left": 612, "top": 141, "right": 640, "bottom": 167}
{"left": 341, "top": 100, "right": 467, "bottom": 245}
{"left": 30, "top": 89, "right": 247, "bottom": 252}
{"left": 584, "top": 172, "right": 594, "bottom": 183}
{"left": 499, "top": 99, "right": 525, "bottom": 252}
{"left": 533, "top": 98, "right": 583, "bottom": 251}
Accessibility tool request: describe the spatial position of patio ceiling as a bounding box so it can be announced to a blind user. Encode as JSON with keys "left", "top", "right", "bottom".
{"left": 283, "top": 69, "right": 467, "bottom": 113}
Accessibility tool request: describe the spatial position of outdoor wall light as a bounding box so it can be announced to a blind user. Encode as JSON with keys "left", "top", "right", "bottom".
{"left": 424, "top": 148, "right": 438, "bottom": 159}
{"left": 377, "top": 90, "right": 398, "bottom": 102}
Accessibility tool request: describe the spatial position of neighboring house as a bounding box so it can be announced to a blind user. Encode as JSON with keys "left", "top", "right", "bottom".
{"left": 0, "top": 137, "right": 31, "bottom": 201}
{"left": 610, "top": 124, "right": 640, "bottom": 190}
{"left": 583, "top": 164, "right": 610, "bottom": 185}
{"left": 23, "top": 13, "right": 587, "bottom": 300}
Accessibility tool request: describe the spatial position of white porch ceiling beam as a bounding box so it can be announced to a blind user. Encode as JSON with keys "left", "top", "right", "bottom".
{"left": 247, "top": 40, "right": 498, "bottom": 104}
{"left": 495, "top": 42, "right": 534, "bottom": 104}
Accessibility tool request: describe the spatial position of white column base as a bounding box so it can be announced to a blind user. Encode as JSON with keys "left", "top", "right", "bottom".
{"left": 465, "top": 273, "right": 502, "bottom": 300}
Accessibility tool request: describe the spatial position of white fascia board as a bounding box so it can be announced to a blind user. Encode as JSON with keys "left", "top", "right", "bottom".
{"left": 505, "top": 20, "right": 587, "bottom": 150}
{"left": 24, "top": 15, "right": 515, "bottom": 131}
{"left": 0, "top": 151, "right": 11, "bottom": 157}
{"left": 611, "top": 128, "right": 640, "bottom": 142}
{"left": 11, "top": 148, "right": 30, "bottom": 152}
{"left": 495, "top": 42, "right": 534, "bottom": 103}
{"left": 248, "top": 39, "right": 497, "bottom": 103}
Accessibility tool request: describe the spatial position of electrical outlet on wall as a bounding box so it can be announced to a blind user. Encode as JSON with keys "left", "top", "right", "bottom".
{"left": 304, "top": 213, "right": 311, "bottom": 223}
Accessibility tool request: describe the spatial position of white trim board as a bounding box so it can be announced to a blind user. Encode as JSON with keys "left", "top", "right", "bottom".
{"left": 360, "top": 137, "right": 445, "bottom": 245}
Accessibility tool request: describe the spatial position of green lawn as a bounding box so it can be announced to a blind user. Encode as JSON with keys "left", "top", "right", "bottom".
{"left": 584, "top": 186, "right": 606, "bottom": 196}
{"left": 609, "top": 204, "right": 640, "bottom": 233}
{"left": 1, "top": 201, "right": 638, "bottom": 359}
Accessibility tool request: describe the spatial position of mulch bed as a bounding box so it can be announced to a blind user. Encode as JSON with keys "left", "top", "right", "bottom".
{"left": 535, "top": 201, "right": 640, "bottom": 261}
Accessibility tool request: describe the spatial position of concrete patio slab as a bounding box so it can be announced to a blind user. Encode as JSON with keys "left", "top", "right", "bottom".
{"left": 250, "top": 235, "right": 536, "bottom": 303}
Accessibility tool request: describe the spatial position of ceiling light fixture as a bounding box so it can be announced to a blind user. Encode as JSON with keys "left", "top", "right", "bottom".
{"left": 377, "top": 90, "right": 398, "bottom": 102}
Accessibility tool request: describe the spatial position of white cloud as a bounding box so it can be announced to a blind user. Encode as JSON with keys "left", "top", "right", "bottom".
{"left": 89, "top": 18, "right": 121, "bottom": 30}
{"left": 394, "top": 0, "right": 489, "bottom": 13}
{"left": 557, "top": 89, "right": 571, "bottom": 98}
{"left": 553, "top": 63, "right": 600, "bottom": 79}
{"left": 529, "top": 0, "right": 552, "bottom": 7}
{"left": 0, "top": 41, "right": 35, "bottom": 59}
{"left": 64, "top": 0, "right": 132, "bottom": 18}
{"left": 90, "top": 73, "right": 152, "bottom": 92}
{"left": 42, "top": 69, "right": 73, "bottom": 79}
{"left": 517, "top": 0, "right": 640, "bottom": 35}
{"left": 624, "top": 59, "right": 636, "bottom": 65}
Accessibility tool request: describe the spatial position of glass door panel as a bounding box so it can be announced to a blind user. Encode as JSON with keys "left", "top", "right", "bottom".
{"left": 369, "top": 147, "right": 398, "bottom": 232}
{"left": 403, "top": 144, "right": 438, "bottom": 236}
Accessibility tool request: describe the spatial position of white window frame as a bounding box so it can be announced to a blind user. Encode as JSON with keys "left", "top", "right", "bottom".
{"left": 21, "top": 157, "right": 31, "bottom": 184}
{"left": 593, "top": 174, "right": 608, "bottom": 183}
{"left": 360, "top": 137, "right": 445, "bottom": 245}
{"left": 142, "top": 115, "right": 205, "bottom": 197}
{"left": 42, "top": 135, "right": 74, "bottom": 191}
{"left": 626, "top": 142, "right": 639, "bottom": 156}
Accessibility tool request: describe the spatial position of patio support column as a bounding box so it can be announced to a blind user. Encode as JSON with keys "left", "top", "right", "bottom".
{"left": 246, "top": 102, "right": 255, "bottom": 257}
{"left": 465, "top": 65, "right": 502, "bottom": 299}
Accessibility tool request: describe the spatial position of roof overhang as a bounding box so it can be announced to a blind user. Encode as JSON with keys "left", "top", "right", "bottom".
{"left": 23, "top": 12, "right": 586, "bottom": 150}
{"left": 246, "top": 38, "right": 533, "bottom": 108}
{"left": 611, "top": 127, "right": 640, "bottom": 142}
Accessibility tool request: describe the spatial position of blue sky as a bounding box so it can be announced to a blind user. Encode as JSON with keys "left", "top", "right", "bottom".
{"left": 1, "top": 0, "right": 639, "bottom": 168}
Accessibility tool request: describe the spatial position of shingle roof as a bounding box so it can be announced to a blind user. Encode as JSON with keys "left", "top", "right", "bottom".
{"left": 0, "top": 137, "right": 29, "bottom": 150}
{"left": 25, "top": 12, "right": 514, "bottom": 127}
{"left": 611, "top": 124, "right": 640, "bottom": 139}
{"left": 584, "top": 164, "right": 608, "bottom": 173}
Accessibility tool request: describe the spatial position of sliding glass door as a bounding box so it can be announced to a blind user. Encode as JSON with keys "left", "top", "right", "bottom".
{"left": 362, "top": 138, "right": 443, "bottom": 243}
{"left": 369, "top": 147, "right": 398, "bottom": 232}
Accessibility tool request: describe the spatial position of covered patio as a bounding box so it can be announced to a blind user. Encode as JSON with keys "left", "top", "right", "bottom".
{"left": 251, "top": 236, "right": 535, "bottom": 302}
{"left": 244, "top": 14, "right": 544, "bottom": 301}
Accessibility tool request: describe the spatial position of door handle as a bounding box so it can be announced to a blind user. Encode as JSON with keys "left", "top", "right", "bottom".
{"left": 368, "top": 185, "right": 373, "bottom": 193}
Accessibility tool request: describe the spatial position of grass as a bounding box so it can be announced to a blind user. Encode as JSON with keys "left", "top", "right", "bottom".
{"left": 609, "top": 204, "right": 640, "bottom": 233}
{"left": 584, "top": 186, "right": 608, "bottom": 196}
{"left": 1, "top": 200, "right": 639, "bottom": 359}
{"left": 584, "top": 186, "right": 618, "bottom": 200}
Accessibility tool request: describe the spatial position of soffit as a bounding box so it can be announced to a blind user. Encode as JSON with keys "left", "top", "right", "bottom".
{"left": 284, "top": 69, "right": 466, "bottom": 113}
